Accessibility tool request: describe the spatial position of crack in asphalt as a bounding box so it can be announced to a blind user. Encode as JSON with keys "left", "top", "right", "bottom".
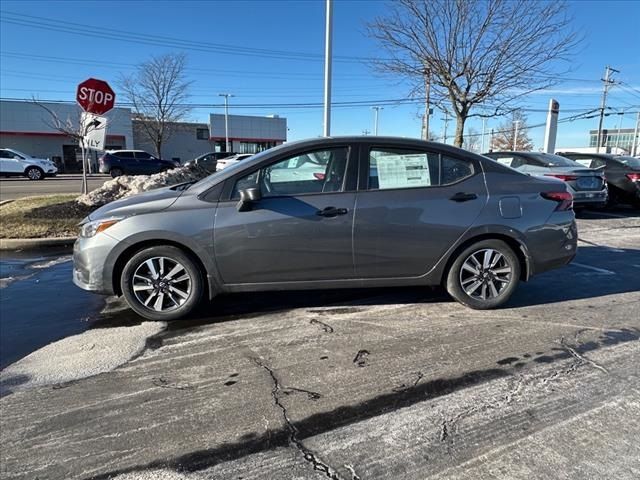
{"left": 310, "top": 318, "right": 335, "bottom": 333}
{"left": 251, "top": 357, "right": 350, "bottom": 480}
{"left": 560, "top": 337, "right": 610, "bottom": 374}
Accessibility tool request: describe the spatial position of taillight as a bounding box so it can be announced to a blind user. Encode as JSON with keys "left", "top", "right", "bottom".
{"left": 313, "top": 172, "right": 326, "bottom": 180}
{"left": 541, "top": 191, "right": 573, "bottom": 211}
{"left": 626, "top": 173, "right": 640, "bottom": 182}
{"left": 544, "top": 174, "right": 578, "bottom": 181}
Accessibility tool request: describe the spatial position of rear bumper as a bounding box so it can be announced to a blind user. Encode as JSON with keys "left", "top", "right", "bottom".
{"left": 572, "top": 189, "right": 608, "bottom": 205}
{"left": 528, "top": 215, "right": 578, "bottom": 277}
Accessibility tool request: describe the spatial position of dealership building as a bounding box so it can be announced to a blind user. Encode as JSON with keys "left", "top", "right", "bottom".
{"left": 0, "top": 100, "right": 287, "bottom": 171}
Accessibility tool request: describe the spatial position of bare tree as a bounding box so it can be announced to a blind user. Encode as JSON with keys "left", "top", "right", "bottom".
{"left": 120, "top": 53, "right": 192, "bottom": 158}
{"left": 368, "top": 0, "right": 580, "bottom": 147}
{"left": 34, "top": 100, "right": 107, "bottom": 194}
{"left": 490, "top": 110, "right": 533, "bottom": 151}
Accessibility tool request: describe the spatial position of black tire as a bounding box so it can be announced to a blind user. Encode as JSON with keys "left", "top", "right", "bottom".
{"left": 121, "top": 245, "right": 204, "bottom": 321}
{"left": 110, "top": 167, "right": 124, "bottom": 178}
{"left": 25, "top": 166, "right": 44, "bottom": 180}
{"left": 446, "top": 239, "right": 521, "bottom": 310}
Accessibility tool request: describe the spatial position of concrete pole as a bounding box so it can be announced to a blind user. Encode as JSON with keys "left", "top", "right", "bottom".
{"left": 633, "top": 111, "right": 640, "bottom": 156}
{"left": 513, "top": 121, "right": 520, "bottom": 150}
{"left": 218, "top": 93, "right": 234, "bottom": 152}
{"left": 442, "top": 112, "right": 449, "bottom": 143}
{"left": 481, "top": 118, "right": 487, "bottom": 152}
{"left": 323, "top": 0, "right": 333, "bottom": 137}
{"left": 372, "top": 106, "right": 383, "bottom": 135}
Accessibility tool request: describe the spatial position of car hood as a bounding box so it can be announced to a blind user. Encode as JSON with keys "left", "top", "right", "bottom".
{"left": 88, "top": 185, "right": 185, "bottom": 221}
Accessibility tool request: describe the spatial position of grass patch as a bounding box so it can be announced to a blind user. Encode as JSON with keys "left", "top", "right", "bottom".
{"left": 0, "top": 195, "right": 94, "bottom": 239}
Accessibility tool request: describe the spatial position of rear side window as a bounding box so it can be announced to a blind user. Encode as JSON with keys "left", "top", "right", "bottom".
{"left": 114, "top": 151, "right": 134, "bottom": 159}
{"left": 135, "top": 152, "right": 153, "bottom": 160}
{"left": 368, "top": 148, "right": 474, "bottom": 190}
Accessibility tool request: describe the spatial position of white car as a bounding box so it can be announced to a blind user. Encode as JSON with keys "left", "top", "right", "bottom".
{"left": 0, "top": 148, "right": 58, "bottom": 180}
{"left": 215, "top": 153, "right": 254, "bottom": 170}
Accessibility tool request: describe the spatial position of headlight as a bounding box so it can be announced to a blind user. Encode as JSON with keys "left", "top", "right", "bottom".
{"left": 79, "top": 217, "right": 124, "bottom": 238}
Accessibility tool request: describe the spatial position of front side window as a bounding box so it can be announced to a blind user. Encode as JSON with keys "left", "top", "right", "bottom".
{"left": 135, "top": 152, "right": 153, "bottom": 160}
{"left": 368, "top": 148, "right": 473, "bottom": 190}
{"left": 232, "top": 147, "right": 349, "bottom": 199}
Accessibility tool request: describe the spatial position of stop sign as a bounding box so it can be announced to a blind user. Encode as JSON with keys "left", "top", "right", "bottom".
{"left": 76, "top": 78, "right": 116, "bottom": 115}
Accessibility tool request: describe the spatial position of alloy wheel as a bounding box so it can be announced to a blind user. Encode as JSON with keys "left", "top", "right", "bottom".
{"left": 459, "top": 248, "right": 512, "bottom": 301}
{"left": 27, "top": 168, "right": 42, "bottom": 180}
{"left": 131, "top": 256, "right": 192, "bottom": 312}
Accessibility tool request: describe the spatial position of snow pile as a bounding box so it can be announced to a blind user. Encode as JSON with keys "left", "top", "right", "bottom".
{"left": 0, "top": 322, "right": 165, "bottom": 393}
{"left": 77, "top": 164, "right": 212, "bottom": 208}
{"left": 111, "top": 470, "right": 196, "bottom": 480}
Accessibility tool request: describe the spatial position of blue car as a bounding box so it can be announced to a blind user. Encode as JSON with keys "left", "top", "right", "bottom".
{"left": 98, "top": 150, "right": 179, "bottom": 177}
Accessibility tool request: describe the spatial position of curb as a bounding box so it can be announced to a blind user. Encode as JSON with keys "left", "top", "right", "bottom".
{"left": 0, "top": 237, "right": 76, "bottom": 251}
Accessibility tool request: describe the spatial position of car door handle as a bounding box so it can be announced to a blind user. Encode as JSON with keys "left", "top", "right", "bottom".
{"left": 316, "top": 206, "right": 348, "bottom": 217}
{"left": 450, "top": 192, "right": 478, "bottom": 202}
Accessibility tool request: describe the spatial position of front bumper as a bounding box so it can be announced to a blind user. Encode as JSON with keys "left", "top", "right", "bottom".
{"left": 72, "top": 233, "right": 120, "bottom": 295}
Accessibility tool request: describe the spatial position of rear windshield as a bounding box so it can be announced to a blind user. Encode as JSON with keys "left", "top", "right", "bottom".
{"left": 617, "top": 156, "right": 640, "bottom": 168}
{"left": 528, "top": 153, "right": 581, "bottom": 167}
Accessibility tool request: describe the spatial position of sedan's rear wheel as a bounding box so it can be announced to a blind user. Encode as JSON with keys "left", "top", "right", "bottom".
{"left": 110, "top": 167, "right": 124, "bottom": 178}
{"left": 121, "top": 246, "right": 203, "bottom": 320}
{"left": 25, "top": 166, "right": 44, "bottom": 180}
{"left": 446, "top": 240, "right": 520, "bottom": 310}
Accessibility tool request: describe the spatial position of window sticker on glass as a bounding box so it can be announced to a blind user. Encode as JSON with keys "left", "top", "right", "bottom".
{"left": 574, "top": 159, "right": 591, "bottom": 167}
{"left": 376, "top": 154, "right": 431, "bottom": 189}
{"left": 496, "top": 157, "right": 513, "bottom": 166}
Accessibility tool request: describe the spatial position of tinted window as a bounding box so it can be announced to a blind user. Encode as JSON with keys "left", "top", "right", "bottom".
{"left": 113, "top": 151, "right": 134, "bottom": 159}
{"left": 232, "top": 147, "right": 349, "bottom": 199}
{"left": 135, "top": 152, "right": 153, "bottom": 160}
{"left": 368, "top": 148, "right": 473, "bottom": 190}
{"left": 0, "top": 150, "right": 14, "bottom": 159}
{"left": 617, "top": 156, "right": 640, "bottom": 168}
{"left": 529, "top": 153, "right": 580, "bottom": 167}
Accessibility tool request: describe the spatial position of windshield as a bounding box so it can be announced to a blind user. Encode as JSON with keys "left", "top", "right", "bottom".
{"left": 530, "top": 153, "right": 581, "bottom": 167}
{"left": 617, "top": 156, "right": 640, "bottom": 168}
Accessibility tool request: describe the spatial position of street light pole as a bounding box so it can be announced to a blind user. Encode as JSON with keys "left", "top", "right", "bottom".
{"left": 513, "top": 121, "right": 520, "bottom": 150}
{"left": 371, "top": 106, "right": 383, "bottom": 135}
{"left": 218, "top": 93, "right": 234, "bottom": 152}
{"left": 323, "top": 0, "right": 333, "bottom": 137}
{"left": 633, "top": 111, "right": 640, "bottom": 157}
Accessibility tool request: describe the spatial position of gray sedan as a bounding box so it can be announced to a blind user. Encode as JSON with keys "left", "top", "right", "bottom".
{"left": 73, "top": 137, "right": 577, "bottom": 320}
{"left": 483, "top": 151, "right": 607, "bottom": 207}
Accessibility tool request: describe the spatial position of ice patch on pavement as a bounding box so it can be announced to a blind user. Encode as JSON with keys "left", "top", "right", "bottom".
{"left": 0, "top": 322, "right": 165, "bottom": 394}
{"left": 29, "top": 255, "right": 72, "bottom": 269}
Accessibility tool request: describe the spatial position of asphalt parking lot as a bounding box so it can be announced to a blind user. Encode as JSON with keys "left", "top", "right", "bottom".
{"left": 1, "top": 208, "right": 639, "bottom": 480}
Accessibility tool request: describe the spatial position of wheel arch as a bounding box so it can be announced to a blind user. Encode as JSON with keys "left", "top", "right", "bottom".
{"left": 110, "top": 239, "right": 214, "bottom": 299}
{"left": 440, "top": 232, "right": 531, "bottom": 285}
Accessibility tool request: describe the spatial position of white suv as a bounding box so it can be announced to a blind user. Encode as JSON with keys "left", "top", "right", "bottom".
{"left": 0, "top": 148, "right": 58, "bottom": 180}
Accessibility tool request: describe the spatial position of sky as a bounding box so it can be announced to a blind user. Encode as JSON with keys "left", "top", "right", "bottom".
{"left": 1, "top": 0, "right": 639, "bottom": 150}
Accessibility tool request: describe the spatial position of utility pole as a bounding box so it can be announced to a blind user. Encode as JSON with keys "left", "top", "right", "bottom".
{"left": 422, "top": 68, "right": 431, "bottom": 140}
{"left": 513, "top": 120, "right": 520, "bottom": 150}
{"left": 489, "top": 128, "right": 495, "bottom": 152}
{"left": 633, "top": 111, "right": 640, "bottom": 156}
{"left": 218, "top": 93, "right": 234, "bottom": 152}
{"left": 481, "top": 118, "right": 487, "bottom": 153}
{"left": 596, "top": 65, "right": 619, "bottom": 153}
{"left": 323, "top": 0, "right": 333, "bottom": 137}
{"left": 371, "top": 106, "right": 383, "bottom": 135}
{"left": 441, "top": 112, "right": 449, "bottom": 144}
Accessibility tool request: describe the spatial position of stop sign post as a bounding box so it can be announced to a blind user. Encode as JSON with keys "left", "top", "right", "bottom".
{"left": 76, "top": 78, "right": 115, "bottom": 115}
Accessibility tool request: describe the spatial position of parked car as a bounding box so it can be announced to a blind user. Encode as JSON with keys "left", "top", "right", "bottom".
{"left": 215, "top": 153, "right": 254, "bottom": 170}
{"left": 556, "top": 152, "right": 640, "bottom": 208}
{"left": 0, "top": 148, "right": 58, "bottom": 180}
{"left": 74, "top": 137, "right": 577, "bottom": 320}
{"left": 98, "top": 150, "right": 180, "bottom": 177}
{"left": 184, "top": 152, "right": 236, "bottom": 173}
{"left": 483, "top": 151, "right": 607, "bottom": 208}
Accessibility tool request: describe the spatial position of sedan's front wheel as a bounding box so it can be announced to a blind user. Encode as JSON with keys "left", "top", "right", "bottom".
{"left": 446, "top": 239, "right": 520, "bottom": 310}
{"left": 121, "top": 246, "right": 204, "bottom": 321}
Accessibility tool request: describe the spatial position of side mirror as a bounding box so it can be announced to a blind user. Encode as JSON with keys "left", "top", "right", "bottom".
{"left": 237, "top": 187, "right": 261, "bottom": 212}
